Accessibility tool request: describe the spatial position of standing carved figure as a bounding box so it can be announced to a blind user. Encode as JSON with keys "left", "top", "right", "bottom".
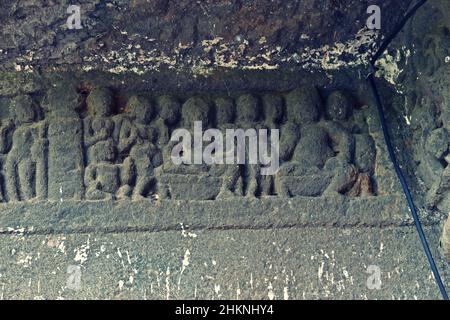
{"left": 83, "top": 88, "right": 119, "bottom": 200}
{"left": 0, "top": 116, "right": 14, "bottom": 202}
{"left": 235, "top": 94, "right": 263, "bottom": 197}
{"left": 260, "top": 94, "right": 284, "bottom": 196}
{"left": 211, "top": 97, "right": 242, "bottom": 198}
{"left": 5, "top": 95, "right": 47, "bottom": 201}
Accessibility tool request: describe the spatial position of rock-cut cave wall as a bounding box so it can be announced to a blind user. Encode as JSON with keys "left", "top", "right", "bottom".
{"left": 0, "top": 0, "right": 449, "bottom": 299}
{"left": 387, "top": 0, "right": 450, "bottom": 261}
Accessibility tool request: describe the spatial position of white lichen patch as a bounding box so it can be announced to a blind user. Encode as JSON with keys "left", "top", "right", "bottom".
{"left": 0, "top": 226, "right": 34, "bottom": 235}
{"left": 180, "top": 223, "right": 198, "bottom": 239}
{"left": 375, "top": 50, "right": 402, "bottom": 85}
{"left": 17, "top": 252, "right": 33, "bottom": 268}
{"left": 182, "top": 249, "right": 191, "bottom": 271}
{"left": 46, "top": 236, "right": 67, "bottom": 255}
{"left": 294, "top": 28, "right": 380, "bottom": 71}
{"left": 10, "top": 26, "right": 386, "bottom": 76}
{"left": 375, "top": 47, "right": 411, "bottom": 93}
{"left": 267, "top": 282, "right": 275, "bottom": 300}
{"left": 73, "top": 239, "right": 90, "bottom": 265}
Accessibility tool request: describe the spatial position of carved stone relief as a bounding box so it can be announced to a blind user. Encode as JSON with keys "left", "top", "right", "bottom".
{"left": 0, "top": 85, "right": 381, "bottom": 202}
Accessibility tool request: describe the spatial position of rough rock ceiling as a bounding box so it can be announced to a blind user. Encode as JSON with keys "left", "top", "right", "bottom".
{"left": 0, "top": 0, "right": 413, "bottom": 74}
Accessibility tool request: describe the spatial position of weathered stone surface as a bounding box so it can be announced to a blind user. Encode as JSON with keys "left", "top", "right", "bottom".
{"left": 0, "top": 83, "right": 395, "bottom": 203}
{"left": 443, "top": 219, "right": 450, "bottom": 261}
{"left": 0, "top": 1, "right": 413, "bottom": 74}
{"left": 0, "top": 226, "right": 446, "bottom": 300}
{"left": 382, "top": 0, "right": 450, "bottom": 259}
{"left": 1, "top": 0, "right": 450, "bottom": 300}
{"left": 0, "top": 195, "right": 419, "bottom": 235}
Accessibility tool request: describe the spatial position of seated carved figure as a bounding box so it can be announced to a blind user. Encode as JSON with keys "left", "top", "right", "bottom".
{"left": 85, "top": 140, "right": 120, "bottom": 200}
{"left": 324, "top": 91, "right": 375, "bottom": 197}
{"left": 278, "top": 86, "right": 320, "bottom": 163}
{"left": 276, "top": 86, "right": 329, "bottom": 197}
{"left": 156, "top": 96, "right": 223, "bottom": 200}
{"left": 114, "top": 95, "right": 161, "bottom": 200}
{"left": 276, "top": 87, "right": 359, "bottom": 197}
{"left": 5, "top": 96, "right": 47, "bottom": 201}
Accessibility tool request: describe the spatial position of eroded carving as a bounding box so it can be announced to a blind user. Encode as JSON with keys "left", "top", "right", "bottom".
{"left": 275, "top": 88, "right": 373, "bottom": 198}
{"left": 84, "top": 88, "right": 118, "bottom": 200}
{"left": 0, "top": 85, "right": 379, "bottom": 202}
{"left": 4, "top": 96, "right": 47, "bottom": 201}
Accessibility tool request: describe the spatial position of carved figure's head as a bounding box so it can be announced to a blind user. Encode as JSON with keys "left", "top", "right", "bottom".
{"left": 86, "top": 88, "right": 114, "bottom": 117}
{"left": 215, "top": 97, "right": 235, "bottom": 125}
{"left": 236, "top": 94, "right": 260, "bottom": 124}
{"left": 127, "top": 95, "right": 155, "bottom": 124}
{"left": 182, "top": 97, "right": 210, "bottom": 128}
{"left": 158, "top": 95, "right": 181, "bottom": 126}
{"left": 11, "top": 95, "right": 39, "bottom": 125}
{"left": 285, "top": 86, "right": 321, "bottom": 125}
{"left": 325, "top": 91, "right": 352, "bottom": 121}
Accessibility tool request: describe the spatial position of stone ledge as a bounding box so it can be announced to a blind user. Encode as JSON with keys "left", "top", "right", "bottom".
{"left": 0, "top": 196, "right": 431, "bottom": 235}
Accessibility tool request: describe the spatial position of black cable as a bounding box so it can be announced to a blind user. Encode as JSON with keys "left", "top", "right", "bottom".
{"left": 368, "top": 0, "right": 449, "bottom": 300}
{"left": 369, "top": 75, "right": 449, "bottom": 300}
{"left": 370, "top": 0, "right": 428, "bottom": 65}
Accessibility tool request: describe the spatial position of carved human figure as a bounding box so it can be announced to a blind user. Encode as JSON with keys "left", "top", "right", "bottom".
{"left": 210, "top": 97, "right": 242, "bottom": 198}
{"left": 320, "top": 119, "right": 357, "bottom": 195}
{"left": 325, "top": 91, "right": 375, "bottom": 196}
{"left": 276, "top": 87, "right": 359, "bottom": 197}
{"left": 260, "top": 94, "right": 283, "bottom": 196}
{"left": 234, "top": 94, "right": 263, "bottom": 197}
{"left": 0, "top": 117, "right": 14, "bottom": 202}
{"left": 325, "top": 91, "right": 352, "bottom": 123}
{"left": 159, "top": 96, "right": 211, "bottom": 174}
{"left": 83, "top": 88, "right": 119, "bottom": 200}
{"left": 114, "top": 95, "right": 161, "bottom": 200}
{"left": 156, "top": 96, "right": 213, "bottom": 199}
{"left": 276, "top": 86, "right": 324, "bottom": 196}
{"left": 155, "top": 95, "right": 181, "bottom": 146}
{"left": 278, "top": 86, "right": 320, "bottom": 163}
{"left": 84, "top": 140, "right": 119, "bottom": 200}
{"left": 84, "top": 88, "right": 115, "bottom": 149}
{"left": 288, "top": 88, "right": 332, "bottom": 168}
{"left": 5, "top": 95, "right": 47, "bottom": 201}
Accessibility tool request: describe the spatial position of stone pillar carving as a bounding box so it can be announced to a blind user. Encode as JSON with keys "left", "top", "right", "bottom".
{"left": 43, "top": 85, "right": 85, "bottom": 201}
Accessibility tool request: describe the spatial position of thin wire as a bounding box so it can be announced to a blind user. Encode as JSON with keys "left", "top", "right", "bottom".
{"left": 370, "top": 0, "right": 428, "bottom": 65}
{"left": 368, "top": 0, "right": 449, "bottom": 300}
